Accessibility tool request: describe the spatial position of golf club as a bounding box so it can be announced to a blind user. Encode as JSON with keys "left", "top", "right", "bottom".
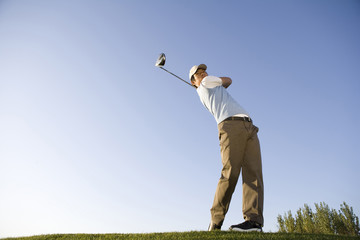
{"left": 155, "top": 53, "right": 196, "bottom": 88}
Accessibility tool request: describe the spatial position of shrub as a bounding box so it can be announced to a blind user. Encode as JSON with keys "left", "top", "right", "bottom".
{"left": 277, "top": 202, "right": 359, "bottom": 236}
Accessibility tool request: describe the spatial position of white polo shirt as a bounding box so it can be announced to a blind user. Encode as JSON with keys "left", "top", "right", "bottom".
{"left": 196, "top": 76, "right": 250, "bottom": 124}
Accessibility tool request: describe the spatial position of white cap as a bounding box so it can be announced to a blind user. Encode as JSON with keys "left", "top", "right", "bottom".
{"left": 189, "top": 64, "right": 207, "bottom": 81}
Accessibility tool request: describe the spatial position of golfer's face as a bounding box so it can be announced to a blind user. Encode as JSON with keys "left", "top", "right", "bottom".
{"left": 194, "top": 69, "right": 208, "bottom": 83}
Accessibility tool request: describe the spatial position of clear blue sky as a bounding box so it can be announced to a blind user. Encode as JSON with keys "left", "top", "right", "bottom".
{"left": 1, "top": 0, "right": 359, "bottom": 238}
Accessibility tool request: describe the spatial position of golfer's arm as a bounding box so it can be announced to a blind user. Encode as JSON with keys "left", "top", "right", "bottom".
{"left": 220, "top": 77, "right": 232, "bottom": 88}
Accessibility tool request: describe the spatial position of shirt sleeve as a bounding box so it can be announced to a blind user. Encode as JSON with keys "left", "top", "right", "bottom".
{"left": 201, "top": 76, "right": 222, "bottom": 88}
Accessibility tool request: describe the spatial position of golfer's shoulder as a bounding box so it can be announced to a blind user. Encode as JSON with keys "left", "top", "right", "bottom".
{"left": 202, "top": 76, "right": 222, "bottom": 88}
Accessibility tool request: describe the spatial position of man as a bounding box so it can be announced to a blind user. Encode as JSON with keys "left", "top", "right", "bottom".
{"left": 189, "top": 64, "right": 264, "bottom": 232}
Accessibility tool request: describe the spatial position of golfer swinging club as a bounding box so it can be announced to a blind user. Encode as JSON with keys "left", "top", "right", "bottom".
{"left": 189, "top": 64, "right": 264, "bottom": 232}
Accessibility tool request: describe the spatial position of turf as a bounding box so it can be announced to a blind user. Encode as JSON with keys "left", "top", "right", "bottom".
{"left": 2, "top": 232, "right": 360, "bottom": 240}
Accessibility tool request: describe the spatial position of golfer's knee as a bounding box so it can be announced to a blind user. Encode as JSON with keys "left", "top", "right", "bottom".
{"left": 221, "top": 167, "right": 240, "bottom": 182}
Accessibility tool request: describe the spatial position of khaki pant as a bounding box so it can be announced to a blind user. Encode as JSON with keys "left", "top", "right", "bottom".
{"left": 211, "top": 119, "right": 264, "bottom": 226}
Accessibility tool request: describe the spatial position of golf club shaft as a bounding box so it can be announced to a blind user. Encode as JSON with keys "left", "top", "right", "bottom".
{"left": 160, "top": 67, "right": 196, "bottom": 88}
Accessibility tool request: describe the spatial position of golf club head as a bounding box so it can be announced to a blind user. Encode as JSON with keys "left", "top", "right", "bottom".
{"left": 155, "top": 53, "right": 166, "bottom": 67}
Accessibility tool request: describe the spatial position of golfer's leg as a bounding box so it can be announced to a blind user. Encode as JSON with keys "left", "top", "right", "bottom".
{"left": 242, "top": 123, "right": 264, "bottom": 225}
{"left": 211, "top": 121, "right": 245, "bottom": 226}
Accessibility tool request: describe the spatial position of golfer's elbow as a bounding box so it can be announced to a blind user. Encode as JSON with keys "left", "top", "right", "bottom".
{"left": 221, "top": 77, "right": 232, "bottom": 88}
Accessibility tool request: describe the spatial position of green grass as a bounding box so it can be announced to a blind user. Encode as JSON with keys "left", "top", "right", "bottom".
{"left": 2, "top": 232, "right": 360, "bottom": 240}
